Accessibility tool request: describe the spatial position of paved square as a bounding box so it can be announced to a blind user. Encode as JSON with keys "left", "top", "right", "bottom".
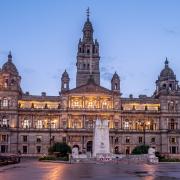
{"left": 0, "top": 159, "right": 180, "bottom": 180}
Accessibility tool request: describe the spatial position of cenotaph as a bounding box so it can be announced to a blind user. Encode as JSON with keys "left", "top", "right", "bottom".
{"left": 93, "top": 119, "right": 110, "bottom": 159}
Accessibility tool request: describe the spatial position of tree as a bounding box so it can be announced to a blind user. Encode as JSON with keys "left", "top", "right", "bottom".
{"left": 48, "top": 142, "right": 71, "bottom": 157}
{"left": 131, "top": 145, "right": 149, "bottom": 155}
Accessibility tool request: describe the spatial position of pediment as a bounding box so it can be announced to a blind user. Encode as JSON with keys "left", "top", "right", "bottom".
{"left": 63, "top": 81, "right": 113, "bottom": 95}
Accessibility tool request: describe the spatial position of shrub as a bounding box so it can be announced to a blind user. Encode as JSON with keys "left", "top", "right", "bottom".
{"left": 131, "top": 145, "right": 149, "bottom": 155}
{"left": 48, "top": 142, "right": 71, "bottom": 157}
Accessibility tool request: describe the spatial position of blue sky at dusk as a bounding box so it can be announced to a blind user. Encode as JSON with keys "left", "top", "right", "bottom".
{"left": 0, "top": 0, "right": 180, "bottom": 97}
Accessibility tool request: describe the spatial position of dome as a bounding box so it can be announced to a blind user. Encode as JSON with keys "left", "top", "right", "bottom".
{"left": 112, "top": 72, "right": 120, "bottom": 80}
{"left": 159, "top": 58, "right": 176, "bottom": 80}
{"left": 2, "top": 52, "right": 19, "bottom": 76}
{"left": 62, "top": 70, "right": 69, "bottom": 78}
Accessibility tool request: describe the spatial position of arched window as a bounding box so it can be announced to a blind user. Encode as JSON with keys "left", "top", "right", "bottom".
{"left": 73, "top": 120, "right": 81, "bottom": 129}
{"left": 2, "top": 116, "right": 8, "bottom": 127}
{"left": 168, "top": 101, "right": 174, "bottom": 111}
{"left": 102, "top": 101, "right": 108, "bottom": 109}
{"left": 87, "top": 49, "right": 90, "bottom": 54}
{"left": 51, "top": 120, "right": 56, "bottom": 129}
{"left": 36, "top": 120, "right": 43, "bottom": 129}
{"left": 23, "top": 119, "right": 30, "bottom": 128}
{"left": 169, "top": 84, "right": 173, "bottom": 90}
{"left": 64, "top": 83, "right": 67, "bottom": 88}
{"left": 115, "top": 83, "right": 118, "bottom": 90}
{"left": 2, "top": 98, "right": 8, "bottom": 107}
{"left": 124, "top": 120, "right": 129, "bottom": 130}
{"left": 4, "top": 79, "right": 8, "bottom": 88}
{"left": 163, "top": 84, "right": 166, "bottom": 88}
{"left": 11, "top": 79, "right": 15, "bottom": 85}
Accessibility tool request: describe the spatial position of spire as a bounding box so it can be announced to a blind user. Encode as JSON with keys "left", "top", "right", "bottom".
{"left": 83, "top": 8, "right": 93, "bottom": 42}
{"left": 165, "top": 57, "right": 169, "bottom": 68}
{"left": 8, "top": 51, "right": 12, "bottom": 62}
{"left": 86, "top": 7, "right": 90, "bottom": 21}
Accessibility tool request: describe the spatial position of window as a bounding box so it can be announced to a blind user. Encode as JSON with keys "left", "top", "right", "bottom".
{"left": 11, "top": 79, "right": 15, "bottom": 85}
{"left": 22, "top": 135, "right": 27, "bottom": 142}
{"left": 151, "top": 137, "right": 155, "bottom": 143}
{"left": 62, "top": 121, "right": 66, "bottom": 128}
{"left": 51, "top": 121, "right": 56, "bottom": 129}
{"left": 115, "top": 137, "right": 119, "bottom": 144}
{"left": 86, "top": 120, "right": 93, "bottom": 129}
{"left": 163, "top": 84, "right": 166, "bottom": 89}
{"left": 170, "top": 146, "right": 178, "bottom": 154}
{"left": 169, "top": 84, "right": 173, "bottom": 91}
{"left": 4, "top": 79, "right": 8, "bottom": 88}
{"left": 102, "top": 101, "right": 108, "bottom": 109}
{"left": 168, "top": 101, "right": 174, "bottom": 111}
{"left": 115, "top": 83, "right": 118, "bottom": 90}
{"left": 36, "top": 146, "right": 41, "bottom": 154}
{"left": 87, "top": 101, "right": 93, "bottom": 108}
{"left": 36, "top": 136, "right": 42, "bottom": 143}
{"left": 73, "top": 120, "right": 81, "bottom": 129}
{"left": 114, "top": 122, "right": 119, "bottom": 129}
{"left": 124, "top": 120, "right": 129, "bottom": 129}
{"left": 2, "top": 117, "right": 8, "bottom": 127}
{"left": 169, "top": 119, "right": 176, "bottom": 130}
{"left": 36, "top": 120, "right": 43, "bottom": 129}
{"left": 2, "top": 98, "right": 8, "bottom": 107}
{"left": 1, "top": 145, "right": 8, "bottom": 153}
{"left": 23, "top": 146, "right": 27, "bottom": 154}
{"left": 170, "top": 137, "right": 176, "bottom": 144}
{"left": 2, "top": 135, "right": 8, "bottom": 142}
{"left": 139, "top": 137, "right": 143, "bottom": 143}
{"left": 23, "top": 119, "right": 30, "bottom": 128}
{"left": 125, "top": 137, "right": 130, "bottom": 143}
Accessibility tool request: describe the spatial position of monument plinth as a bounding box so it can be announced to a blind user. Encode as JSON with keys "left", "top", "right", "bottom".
{"left": 93, "top": 119, "right": 110, "bottom": 158}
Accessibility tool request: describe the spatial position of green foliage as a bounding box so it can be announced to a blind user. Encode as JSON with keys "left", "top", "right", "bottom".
{"left": 155, "top": 152, "right": 180, "bottom": 162}
{"left": 160, "top": 158, "right": 180, "bottom": 162}
{"left": 131, "top": 145, "right": 149, "bottom": 154}
{"left": 48, "top": 142, "right": 71, "bottom": 157}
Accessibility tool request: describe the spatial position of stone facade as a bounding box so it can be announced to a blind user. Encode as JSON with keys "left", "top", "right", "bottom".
{"left": 0, "top": 13, "right": 180, "bottom": 156}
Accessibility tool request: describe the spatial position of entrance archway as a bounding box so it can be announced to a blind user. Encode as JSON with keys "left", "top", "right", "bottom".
{"left": 126, "top": 146, "right": 130, "bottom": 154}
{"left": 73, "top": 144, "right": 79, "bottom": 150}
{"left": 114, "top": 146, "right": 119, "bottom": 154}
{"left": 86, "top": 141, "right": 92, "bottom": 152}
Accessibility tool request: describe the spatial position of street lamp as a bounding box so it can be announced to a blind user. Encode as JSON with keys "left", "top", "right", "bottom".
{"left": 139, "top": 119, "right": 150, "bottom": 145}
{"left": 47, "top": 115, "right": 52, "bottom": 147}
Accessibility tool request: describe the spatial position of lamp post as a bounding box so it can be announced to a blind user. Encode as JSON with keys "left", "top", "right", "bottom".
{"left": 47, "top": 115, "right": 52, "bottom": 147}
{"left": 140, "top": 119, "right": 150, "bottom": 145}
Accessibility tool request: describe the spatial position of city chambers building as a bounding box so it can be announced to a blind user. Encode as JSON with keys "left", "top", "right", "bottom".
{"left": 0, "top": 13, "right": 180, "bottom": 156}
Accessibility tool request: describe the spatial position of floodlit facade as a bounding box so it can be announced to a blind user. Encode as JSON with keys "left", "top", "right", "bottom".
{"left": 0, "top": 12, "right": 180, "bottom": 156}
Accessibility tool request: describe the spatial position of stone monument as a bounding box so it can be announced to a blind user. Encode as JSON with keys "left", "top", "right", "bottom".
{"left": 93, "top": 119, "right": 110, "bottom": 159}
{"left": 148, "top": 147, "right": 159, "bottom": 164}
{"left": 72, "top": 147, "right": 79, "bottom": 159}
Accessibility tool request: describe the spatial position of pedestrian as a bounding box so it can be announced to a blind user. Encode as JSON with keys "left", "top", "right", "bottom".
{"left": 18, "top": 150, "right": 21, "bottom": 163}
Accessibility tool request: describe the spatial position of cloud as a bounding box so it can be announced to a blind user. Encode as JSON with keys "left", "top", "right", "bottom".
{"left": 101, "top": 66, "right": 113, "bottom": 81}
{"left": 163, "top": 27, "right": 178, "bottom": 35}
